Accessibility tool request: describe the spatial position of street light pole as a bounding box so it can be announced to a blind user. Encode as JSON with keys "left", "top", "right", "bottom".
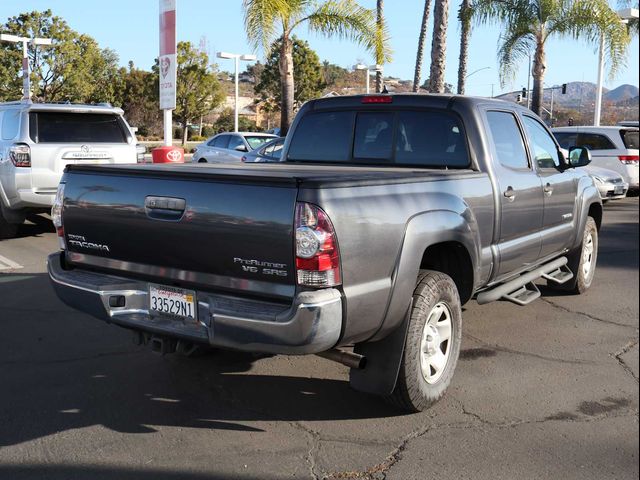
{"left": 217, "top": 52, "right": 257, "bottom": 132}
{"left": 594, "top": 8, "right": 639, "bottom": 126}
{"left": 354, "top": 64, "right": 383, "bottom": 94}
{"left": 0, "top": 33, "right": 52, "bottom": 101}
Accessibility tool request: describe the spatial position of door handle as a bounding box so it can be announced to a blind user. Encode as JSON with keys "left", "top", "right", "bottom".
{"left": 544, "top": 183, "right": 553, "bottom": 196}
{"left": 503, "top": 186, "right": 516, "bottom": 201}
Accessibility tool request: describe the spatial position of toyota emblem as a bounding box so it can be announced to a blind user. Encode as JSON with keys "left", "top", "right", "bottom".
{"left": 167, "top": 149, "right": 182, "bottom": 162}
{"left": 81, "top": 145, "right": 91, "bottom": 153}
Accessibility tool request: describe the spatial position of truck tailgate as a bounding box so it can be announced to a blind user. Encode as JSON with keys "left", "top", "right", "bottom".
{"left": 61, "top": 165, "right": 298, "bottom": 300}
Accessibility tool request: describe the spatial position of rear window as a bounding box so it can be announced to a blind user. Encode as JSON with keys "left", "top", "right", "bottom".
{"left": 287, "top": 109, "right": 469, "bottom": 168}
{"left": 553, "top": 132, "right": 578, "bottom": 149}
{"left": 621, "top": 129, "right": 639, "bottom": 150}
{"left": 29, "top": 112, "right": 128, "bottom": 143}
{"left": 577, "top": 133, "right": 616, "bottom": 150}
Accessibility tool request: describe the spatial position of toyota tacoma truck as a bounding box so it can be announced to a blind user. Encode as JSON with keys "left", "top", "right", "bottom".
{"left": 48, "top": 94, "right": 601, "bottom": 412}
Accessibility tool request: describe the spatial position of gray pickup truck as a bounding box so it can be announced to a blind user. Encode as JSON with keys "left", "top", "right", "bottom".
{"left": 48, "top": 94, "right": 601, "bottom": 412}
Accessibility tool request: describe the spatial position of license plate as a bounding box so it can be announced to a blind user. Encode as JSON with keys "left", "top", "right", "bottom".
{"left": 149, "top": 284, "right": 197, "bottom": 320}
{"left": 614, "top": 186, "right": 624, "bottom": 195}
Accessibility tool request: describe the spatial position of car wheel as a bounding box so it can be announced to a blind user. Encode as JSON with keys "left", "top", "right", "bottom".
{"left": 386, "top": 270, "right": 462, "bottom": 412}
{"left": 0, "top": 203, "right": 19, "bottom": 239}
{"left": 552, "top": 216, "right": 598, "bottom": 294}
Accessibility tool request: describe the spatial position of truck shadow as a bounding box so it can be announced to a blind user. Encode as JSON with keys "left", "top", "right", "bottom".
{"left": 14, "top": 213, "right": 56, "bottom": 239}
{"left": 0, "top": 273, "right": 404, "bottom": 449}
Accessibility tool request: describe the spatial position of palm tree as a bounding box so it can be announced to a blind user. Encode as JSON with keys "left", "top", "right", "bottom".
{"left": 243, "top": 0, "right": 382, "bottom": 134}
{"left": 474, "top": 0, "right": 631, "bottom": 115}
{"left": 413, "top": 0, "right": 433, "bottom": 92}
{"left": 375, "top": 0, "right": 386, "bottom": 93}
{"left": 428, "top": 0, "right": 451, "bottom": 93}
{"left": 457, "top": 0, "right": 472, "bottom": 94}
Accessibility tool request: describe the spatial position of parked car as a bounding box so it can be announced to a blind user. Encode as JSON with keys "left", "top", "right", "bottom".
{"left": 192, "top": 132, "right": 277, "bottom": 163}
{"left": 552, "top": 126, "right": 639, "bottom": 193}
{"left": 0, "top": 100, "right": 140, "bottom": 239}
{"left": 48, "top": 94, "right": 601, "bottom": 412}
{"left": 581, "top": 165, "right": 628, "bottom": 201}
{"left": 241, "top": 137, "right": 285, "bottom": 162}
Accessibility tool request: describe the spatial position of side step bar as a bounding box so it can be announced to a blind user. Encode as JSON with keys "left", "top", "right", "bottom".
{"left": 477, "top": 257, "right": 572, "bottom": 306}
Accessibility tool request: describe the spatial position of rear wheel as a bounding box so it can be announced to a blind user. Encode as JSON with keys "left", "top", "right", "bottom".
{"left": 386, "top": 270, "right": 462, "bottom": 412}
{"left": 0, "top": 203, "right": 19, "bottom": 239}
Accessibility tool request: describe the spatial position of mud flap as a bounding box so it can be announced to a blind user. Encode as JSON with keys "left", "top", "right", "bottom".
{"left": 349, "top": 302, "right": 412, "bottom": 396}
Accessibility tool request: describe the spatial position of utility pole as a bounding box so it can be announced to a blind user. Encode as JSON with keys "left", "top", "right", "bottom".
{"left": 0, "top": 33, "right": 52, "bottom": 101}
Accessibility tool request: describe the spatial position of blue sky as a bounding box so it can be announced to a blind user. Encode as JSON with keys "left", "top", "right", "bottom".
{"left": 2, "top": 0, "right": 639, "bottom": 97}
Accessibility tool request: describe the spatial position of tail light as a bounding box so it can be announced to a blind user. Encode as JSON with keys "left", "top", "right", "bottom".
{"left": 295, "top": 202, "right": 341, "bottom": 287}
{"left": 9, "top": 144, "right": 31, "bottom": 167}
{"left": 241, "top": 155, "right": 247, "bottom": 162}
{"left": 619, "top": 155, "right": 639, "bottom": 164}
{"left": 51, "top": 183, "right": 66, "bottom": 250}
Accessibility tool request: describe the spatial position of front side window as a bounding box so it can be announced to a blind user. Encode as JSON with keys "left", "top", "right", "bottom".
{"left": 29, "top": 112, "right": 128, "bottom": 143}
{"left": 523, "top": 116, "right": 560, "bottom": 169}
{"left": 486, "top": 111, "right": 529, "bottom": 169}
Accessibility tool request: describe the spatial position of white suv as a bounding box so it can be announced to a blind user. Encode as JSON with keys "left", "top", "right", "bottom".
{"left": 0, "top": 101, "right": 141, "bottom": 238}
{"left": 553, "top": 126, "right": 639, "bottom": 194}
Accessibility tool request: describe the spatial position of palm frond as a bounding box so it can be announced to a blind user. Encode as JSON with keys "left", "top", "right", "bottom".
{"left": 243, "top": 0, "right": 292, "bottom": 52}
{"left": 549, "top": 0, "right": 631, "bottom": 77}
{"left": 297, "top": 0, "right": 385, "bottom": 60}
{"left": 496, "top": 23, "right": 535, "bottom": 86}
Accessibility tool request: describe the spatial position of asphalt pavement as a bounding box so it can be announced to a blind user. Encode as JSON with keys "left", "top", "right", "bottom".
{"left": 0, "top": 199, "right": 637, "bottom": 480}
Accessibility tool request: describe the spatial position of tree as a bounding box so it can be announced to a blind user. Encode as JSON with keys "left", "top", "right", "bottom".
{"left": 243, "top": 0, "right": 382, "bottom": 134}
{"left": 213, "top": 107, "right": 259, "bottom": 133}
{"left": 0, "top": 10, "right": 119, "bottom": 102}
{"left": 473, "top": 0, "right": 631, "bottom": 115}
{"left": 456, "top": 0, "right": 472, "bottom": 94}
{"left": 375, "top": 0, "right": 392, "bottom": 92}
{"left": 166, "top": 42, "right": 224, "bottom": 145}
{"left": 421, "top": 78, "right": 454, "bottom": 93}
{"left": 254, "top": 37, "right": 326, "bottom": 108}
{"left": 428, "top": 0, "right": 451, "bottom": 93}
{"left": 116, "top": 62, "right": 161, "bottom": 137}
{"left": 413, "top": 0, "right": 433, "bottom": 92}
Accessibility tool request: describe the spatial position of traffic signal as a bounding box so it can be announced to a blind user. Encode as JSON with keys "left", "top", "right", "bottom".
{"left": 517, "top": 94, "right": 522, "bottom": 102}
{"left": 521, "top": 88, "right": 527, "bottom": 98}
{"left": 561, "top": 83, "right": 567, "bottom": 94}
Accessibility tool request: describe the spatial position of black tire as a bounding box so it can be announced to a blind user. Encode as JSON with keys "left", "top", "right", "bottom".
{"left": 0, "top": 203, "right": 19, "bottom": 240}
{"left": 386, "top": 270, "right": 462, "bottom": 412}
{"left": 551, "top": 216, "right": 598, "bottom": 294}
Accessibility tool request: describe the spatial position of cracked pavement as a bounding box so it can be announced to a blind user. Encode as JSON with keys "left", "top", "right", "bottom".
{"left": 0, "top": 198, "right": 637, "bottom": 480}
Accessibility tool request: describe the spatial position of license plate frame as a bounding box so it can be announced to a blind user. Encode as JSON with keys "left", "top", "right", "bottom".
{"left": 614, "top": 186, "right": 624, "bottom": 195}
{"left": 148, "top": 284, "right": 197, "bottom": 321}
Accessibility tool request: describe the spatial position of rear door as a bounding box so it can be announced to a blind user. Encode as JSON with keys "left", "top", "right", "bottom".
{"left": 28, "top": 111, "right": 135, "bottom": 192}
{"left": 484, "top": 110, "right": 544, "bottom": 277}
{"left": 522, "top": 115, "right": 577, "bottom": 258}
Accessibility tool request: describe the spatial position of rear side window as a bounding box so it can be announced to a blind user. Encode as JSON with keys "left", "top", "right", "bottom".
{"left": 553, "top": 132, "right": 578, "bottom": 149}
{"left": 213, "top": 135, "right": 230, "bottom": 148}
{"left": 620, "top": 130, "right": 639, "bottom": 149}
{"left": 227, "top": 135, "right": 245, "bottom": 150}
{"left": 577, "top": 133, "right": 616, "bottom": 150}
{"left": 29, "top": 112, "right": 128, "bottom": 143}
{"left": 486, "top": 111, "right": 529, "bottom": 169}
{"left": 2, "top": 110, "right": 20, "bottom": 140}
{"left": 287, "top": 109, "right": 469, "bottom": 168}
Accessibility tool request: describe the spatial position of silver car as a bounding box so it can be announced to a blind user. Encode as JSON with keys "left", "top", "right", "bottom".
{"left": 0, "top": 100, "right": 140, "bottom": 238}
{"left": 241, "top": 137, "right": 285, "bottom": 163}
{"left": 192, "top": 132, "right": 277, "bottom": 163}
{"left": 581, "top": 165, "right": 629, "bottom": 202}
{"left": 553, "top": 126, "right": 639, "bottom": 193}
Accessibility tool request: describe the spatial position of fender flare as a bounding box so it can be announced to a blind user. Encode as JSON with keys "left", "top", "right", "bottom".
{"left": 572, "top": 181, "right": 602, "bottom": 251}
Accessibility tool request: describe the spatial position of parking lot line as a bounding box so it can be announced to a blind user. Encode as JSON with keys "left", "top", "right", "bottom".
{"left": 0, "top": 254, "right": 23, "bottom": 271}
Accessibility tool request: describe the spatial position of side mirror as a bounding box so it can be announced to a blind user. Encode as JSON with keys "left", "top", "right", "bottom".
{"left": 234, "top": 144, "right": 248, "bottom": 152}
{"left": 567, "top": 146, "right": 591, "bottom": 168}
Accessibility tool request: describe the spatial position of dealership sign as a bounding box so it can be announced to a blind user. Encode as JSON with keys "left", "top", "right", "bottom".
{"left": 159, "top": 0, "right": 176, "bottom": 110}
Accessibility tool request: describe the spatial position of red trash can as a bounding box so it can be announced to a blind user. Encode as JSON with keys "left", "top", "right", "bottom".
{"left": 152, "top": 146, "right": 184, "bottom": 163}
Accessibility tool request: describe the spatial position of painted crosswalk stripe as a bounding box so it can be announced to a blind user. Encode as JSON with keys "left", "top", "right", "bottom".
{"left": 0, "top": 254, "right": 23, "bottom": 271}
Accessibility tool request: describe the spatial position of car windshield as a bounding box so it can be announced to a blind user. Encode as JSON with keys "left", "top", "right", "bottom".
{"left": 287, "top": 109, "right": 470, "bottom": 168}
{"left": 244, "top": 136, "right": 274, "bottom": 150}
{"left": 29, "top": 112, "right": 128, "bottom": 143}
{"left": 620, "top": 130, "right": 639, "bottom": 150}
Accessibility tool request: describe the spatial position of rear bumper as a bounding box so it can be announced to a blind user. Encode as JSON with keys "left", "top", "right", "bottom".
{"left": 47, "top": 253, "right": 342, "bottom": 354}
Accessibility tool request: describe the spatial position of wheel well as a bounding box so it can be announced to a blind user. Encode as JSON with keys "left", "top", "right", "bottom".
{"left": 588, "top": 203, "right": 603, "bottom": 231}
{"left": 198, "top": 158, "right": 207, "bottom": 163}
{"left": 419, "top": 242, "right": 474, "bottom": 304}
